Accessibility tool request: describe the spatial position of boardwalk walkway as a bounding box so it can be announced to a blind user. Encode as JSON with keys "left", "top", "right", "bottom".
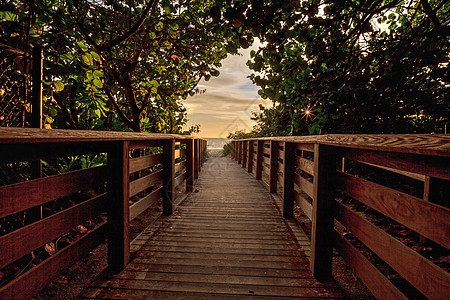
{"left": 81, "top": 154, "right": 343, "bottom": 299}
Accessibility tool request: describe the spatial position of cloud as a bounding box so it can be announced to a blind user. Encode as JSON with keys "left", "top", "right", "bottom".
{"left": 183, "top": 39, "right": 270, "bottom": 137}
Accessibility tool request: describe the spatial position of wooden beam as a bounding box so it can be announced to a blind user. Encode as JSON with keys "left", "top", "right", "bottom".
{"left": 282, "top": 142, "right": 295, "bottom": 218}
{"left": 247, "top": 140, "right": 254, "bottom": 173}
{"left": 185, "top": 139, "right": 194, "bottom": 192}
{"left": 256, "top": 141, "right": 263, "bottom": 180}
{"left": 194, "top": 139, "right": 199, "bottom": 180}
{"left": 269, "top": 141, "right": 278, "bottom": 193}
{"left": 310, "top": 144, "right": 335, "bottom": 280}
{"left": 107, "top": 141, "right": 130, "bottom": 271}
{"left": 162, "top": 139, "right": 175, "bottom": 215}
{"left": 242, "top": 141, "right": 248, "bottom": 169}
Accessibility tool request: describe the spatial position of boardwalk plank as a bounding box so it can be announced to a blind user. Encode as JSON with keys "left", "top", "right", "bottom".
{"left": 81, "top": 155, "right": 343, "bottom": 299}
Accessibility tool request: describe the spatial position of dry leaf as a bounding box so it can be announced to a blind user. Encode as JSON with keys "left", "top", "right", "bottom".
{"left": 77, "top": 225, "right": 88, "bottom": 234}
{"left": 44, "top": 242, "right": 56, "bottom": 255}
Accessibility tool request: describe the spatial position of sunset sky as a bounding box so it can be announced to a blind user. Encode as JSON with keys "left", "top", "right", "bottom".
{"left": 183, "top": 41, "right": 271, "bottom": 138}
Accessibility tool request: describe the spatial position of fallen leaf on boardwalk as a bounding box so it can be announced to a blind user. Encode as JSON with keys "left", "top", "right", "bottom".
{"left": 194, "top": 189, "right": 199, "bottom": 193}
{"left": 45, "top": 242, "right": 56, "bottom": 255}
{"left": 77, "top": 225, "right": 88, "bottom": 234}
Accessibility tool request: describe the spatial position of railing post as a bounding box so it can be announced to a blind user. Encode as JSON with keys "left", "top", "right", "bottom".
{"left": 162, "top": 139, "right": 175, "bottom": 215}
{"left": 242, "top": 141, "right": 248, "bottom": 168}
{"left": 194, "top": 139, "right": 199, "bottom": 179}
{"left": 185, "top": 138, "right": 194, "bottom": 192}
{"left": 282, "top": 142, "right": 295, "bottom": 218}
{"left": 238, "top": 141, "right": 242, "bottom": 165}
{"left": 107, "top": 140, "right": 130, "bottom": 271}
{"left": 269, "top": 140, "right": 278, "bottom": 193}
{"left": 255, "top": 140, "right": 263, "bottom": 180}
{"left": 247, "top": 140, "right": 254, "bottom": 173}
{"left": 310, "top": 144, "right": 336, "bottom": 280}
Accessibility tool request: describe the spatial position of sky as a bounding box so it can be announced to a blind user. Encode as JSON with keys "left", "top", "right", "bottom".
{"left": 183, "top": 41, "right": 271, "bottom": 138}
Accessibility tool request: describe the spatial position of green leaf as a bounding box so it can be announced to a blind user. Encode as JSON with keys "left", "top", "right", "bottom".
{"left": 0, "top": 11, "right": 18, "bottom": 21}
{"left": 91, "top": 51, "right": 101, "bottom": 61}
{"left": 93, "top": 70, "right": 103, "bottom": 78}
{"left": 54, "top": 81, "right": 65, "bottom": 92}
{"left": 170, "top": 23, "right": 179, "bottom": 30}
{"left": 93, "top": 78, "right": 103, "bottom": 88}
{"left": 76, "top": 41, "right": 88, "bottom": 52}
{"left": 155, "top": 22, "right": 164, "bottom": 31}
{"left": 82, "top": 53, "right": 93, "bottom": 65}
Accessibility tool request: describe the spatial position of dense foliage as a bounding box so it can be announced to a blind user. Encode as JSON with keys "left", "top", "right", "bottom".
{"left": 242, "top": 0, "right": 449, "bottom": 135}
{"left": 0, "top": 0, "right": 249, "bottom": 132}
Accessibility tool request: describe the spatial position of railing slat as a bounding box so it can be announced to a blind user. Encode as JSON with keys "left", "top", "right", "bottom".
{"left": 294, "top": 190, "right": 313, "bottom": 220}
{"left": 175, "top": 160, "right": 186, "bottom": 174}
{"left": 0, "top": 224, "right": 107, "bottom": 300}
{"left": 129, "top": 153, "right": 162, "bottom": 174}
{"left": 174, "top": 171, "right": 187, "bottom": 188}
{"left": 129, "top": 187, "right": 163, "bottom": 221}
{"left": 295, "top": 156, "right": 315, "bottom": 176}
{"left": 0, "top": 166, "right": 106, "bottom": 218}
{"left": 0, "top": 193, "right": 106, "bottom": 269}
{"left": 340, "top": 148, "right": 449, "bottom": 181}
{"left": 336, "top": 202, "right": 450, "bottom": 299}
{"left": 295, "top": 174, "right": 314, "bottom": 199}
{"left": 129, "top": 170, "right": 163, "bottom": 197}
{"left": 336, "top": 171, "right": 450, "bottom": 248}
{"left": 334, "top": 231, "right": 408, "bottom": 300}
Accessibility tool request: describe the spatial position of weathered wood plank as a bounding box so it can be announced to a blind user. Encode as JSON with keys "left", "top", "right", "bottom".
{"left": 0, "top": 166, "right": 106, "bottom": 218}
{"left": 87, "top": 279, "right": 340, "bottom": 298}
{"left": 310, "top": 144, "right": 335, "bottom": 280}
{"left": 175, "top": 160, "right": 186, "bottom": 174}
{"left": 0, "top": 193, "right": 106, "bottom": 269}
{"left": 339, "top": 147, "right": 449, "bottom": 180}
{"left": 334, "top": 231, "right": 407, "bottom": 300}
{"left": 295, "top": 173, "right": 314, "bottom": 199}
{"left": 81, "top": 155, "right": 342, "bottom": 300}
{"left": 174, "top": 171, "right": 186, "bottom": 188}
{"left": 129, "top": 170, "right": 162, "bottom": 197}
{"left": 336, "top": 171, "right": 450, "bottom": 248}
{"left": 0, "top": 224, "right": 106, "bottom": 300}
{"left": 162, "top": 139, "right": 175, "bottom": 215}
{"left": 336, "top": 202, "right": 450, "bottom": 299}
{"left": 129, "top": 153, "right": 162, "bottom": 174}
{"left": 294, "top": 190, "right": 313, "bottom": 220}
{"left": 107, "top": 141, "right": 130, "bottom": 271}
{"left": 129, "top": 187, "right": 162, "bottom": 221}
{"left": 295, "top": 156, "right": 315, "bottom": 176}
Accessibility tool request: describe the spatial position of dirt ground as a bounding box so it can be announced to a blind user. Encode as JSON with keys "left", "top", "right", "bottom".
{"left": 32, "top": 203, "right": 162, "bottom": 300}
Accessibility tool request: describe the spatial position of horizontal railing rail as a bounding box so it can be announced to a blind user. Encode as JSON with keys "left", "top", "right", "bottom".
{"left": 232, "top": 134, "right": 449, "bottom": 300}
{"left": 0, "top": 128, "right": 206, "bottom": 299}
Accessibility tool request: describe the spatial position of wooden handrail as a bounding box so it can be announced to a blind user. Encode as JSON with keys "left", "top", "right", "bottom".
{"left": 0, "top": 128, "right": 206, "bottom": 299}
{"left": 232, "top": 134, "right": 449, "bottom": 299}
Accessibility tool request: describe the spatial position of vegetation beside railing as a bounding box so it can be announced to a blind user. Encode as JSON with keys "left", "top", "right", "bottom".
{"left": 0, "top": 128, "right": 206, "bottom": 299}
{"left": 232, "top": 134, "right": 449, "bottom": 300}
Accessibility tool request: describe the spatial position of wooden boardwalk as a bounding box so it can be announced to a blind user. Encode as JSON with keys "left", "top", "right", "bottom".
{"left": 81, "top": 155, "right": 343, "bottom": 299}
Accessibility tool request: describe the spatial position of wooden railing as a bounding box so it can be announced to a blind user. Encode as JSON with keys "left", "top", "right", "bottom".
{"left": 232, "top": 134, "right": 449, "bottom": 300}
{"left": 0, "top": 128, "right": 206, "bottom": 299}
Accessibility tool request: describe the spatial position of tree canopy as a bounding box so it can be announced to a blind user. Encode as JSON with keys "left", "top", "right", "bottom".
{"left": 243, "top": 0, "right": 449, "bottom": 135}
{"left": 1, "top": 0, "right": 449, "bottom": 135}
{"left": 1, "top": 0, "right": 249, "bottom": 132}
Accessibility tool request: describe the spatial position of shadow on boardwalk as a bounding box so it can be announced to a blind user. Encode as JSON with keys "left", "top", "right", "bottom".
{"left": 81, "top": 155, "right": 343, "bottom": 299}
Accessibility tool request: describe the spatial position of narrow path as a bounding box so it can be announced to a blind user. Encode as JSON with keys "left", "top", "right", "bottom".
{"left": 81, "top": 155, "right": 343, "bottom": 299}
